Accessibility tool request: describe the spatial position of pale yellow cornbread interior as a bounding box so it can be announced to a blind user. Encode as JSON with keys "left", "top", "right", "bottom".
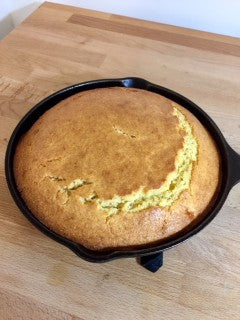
{"left": 51, "top": 107, "right": 198, "bottom": 216}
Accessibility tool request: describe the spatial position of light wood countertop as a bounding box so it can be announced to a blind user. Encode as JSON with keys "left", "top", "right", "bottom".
{"left": 0, "top": 2, "right": 240, "bottom": 319}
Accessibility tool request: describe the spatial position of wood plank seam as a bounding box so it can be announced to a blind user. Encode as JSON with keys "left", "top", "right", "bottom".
{"left": 68, "top": 14, "right": 240, "bottom": 57}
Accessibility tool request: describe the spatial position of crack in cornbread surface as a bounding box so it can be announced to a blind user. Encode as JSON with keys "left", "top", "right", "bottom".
{"left": 14, "top": 87, "right": 220, "bottom": 250}
{"left": 96, "top": 107, "right": 198, "bottom": 215}
{"left": 54, "top": 107, "right": 198, "bottom": 216}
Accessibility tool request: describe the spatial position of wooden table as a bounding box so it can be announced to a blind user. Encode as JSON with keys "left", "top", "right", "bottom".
{"left": 0, "top": 2, "right": 240, "bottom": 319}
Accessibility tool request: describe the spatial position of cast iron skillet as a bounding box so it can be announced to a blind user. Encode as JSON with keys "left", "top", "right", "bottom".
{"left": 5, "top": 77, "right": 240, "bottom": 272}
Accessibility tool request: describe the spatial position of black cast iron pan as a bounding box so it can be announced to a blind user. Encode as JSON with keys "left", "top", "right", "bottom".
{"left": 5, "top": 77, "right": 240, "bottom": 272}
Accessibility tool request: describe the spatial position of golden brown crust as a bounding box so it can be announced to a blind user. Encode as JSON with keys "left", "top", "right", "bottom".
{"left": 14, "top": 87, "right": 220, "bottom": 250}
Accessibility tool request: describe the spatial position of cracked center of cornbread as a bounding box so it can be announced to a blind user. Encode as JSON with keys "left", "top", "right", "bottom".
{"left": 53, "top": 106, "right": 198, "bottom": 216}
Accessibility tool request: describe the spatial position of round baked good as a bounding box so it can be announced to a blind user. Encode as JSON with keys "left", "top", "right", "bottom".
{"left": 14, "top": 87, "right": 220, "bottom": 250}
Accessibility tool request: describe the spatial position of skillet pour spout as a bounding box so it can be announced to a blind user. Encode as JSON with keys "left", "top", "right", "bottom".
{"left": 228, "top": 145, "right": 240, "bottom": 187}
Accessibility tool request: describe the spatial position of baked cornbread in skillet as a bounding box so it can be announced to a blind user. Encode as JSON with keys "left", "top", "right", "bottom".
{"left": 14, "top": 87, "right": 220, "bottom": 250}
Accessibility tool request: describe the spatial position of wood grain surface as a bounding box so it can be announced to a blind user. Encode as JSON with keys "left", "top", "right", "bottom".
{"left": 0, "top": 2, "right": 240, "bottom": 319}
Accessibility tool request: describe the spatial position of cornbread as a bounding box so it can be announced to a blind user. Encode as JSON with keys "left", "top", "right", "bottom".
{"left": 14, "top": 87, "right": 220, "bottom": 250}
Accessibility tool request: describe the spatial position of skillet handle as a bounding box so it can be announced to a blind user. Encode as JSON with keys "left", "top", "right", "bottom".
{"left": 228, "top": 145, "right": 240, "bottom": 187}
{"left": 139, "top": 252, "right": 163, "bottom": 272}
